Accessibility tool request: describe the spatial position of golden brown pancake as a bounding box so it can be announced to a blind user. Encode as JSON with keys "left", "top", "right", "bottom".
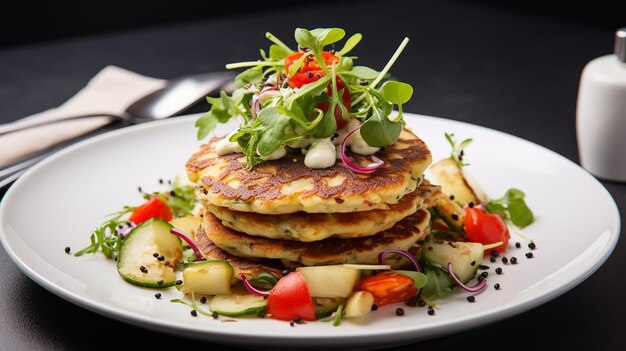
{"left": 186, "top": 128, "right": 432, "bottom": 214}
{"left": 203, "top": 180, "right": 441, "bottom": 241}
{"left": 201, "top": 208, "right": 430, "bottom": 268}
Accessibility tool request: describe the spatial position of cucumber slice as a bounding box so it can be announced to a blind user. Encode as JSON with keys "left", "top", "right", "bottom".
{"left": 432, "top": 196, "right": 465, "bottom": 233}
{"left": 117, "top": 219, "right": 182, "bottom": 288}
{"left": 296, "top": 265, "right": 361, "bottom": 298}
{"left": 421, "top": 241, "right": 484, "bottom": 284}
{"left": 178, "top": 260, "right": 234, "bottom": 295}
{"left": 208, "top": 286, "right": 267, "bottom": 317}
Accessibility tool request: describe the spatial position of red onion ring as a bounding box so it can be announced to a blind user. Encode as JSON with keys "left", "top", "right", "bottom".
{"left": 170, "top": 228, "right": 205, "bottom": 261}
{"left": 340, "top": 126, "right": 384, "bottom": 173}
{"left": 240, "top": 274, "right": 271, "bottom": 297}
{"left": 378, "top": 249, "right": 422, "bottom": 272}
{"left": 251, "top": 87, "right": 277, "bottom": 120}
{"left": 447, "top": 262, "right": 487, "bottom": 292}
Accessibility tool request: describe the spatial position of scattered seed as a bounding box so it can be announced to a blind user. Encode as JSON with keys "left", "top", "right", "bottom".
{"left": 494, "top": 283, "right": 501, "bottom": 290}
{"left": 502, "top": 257, "right": 509, "bottom": 264}
{"left": 371, "top": 304, "right": 378, "bottom": 311}
{"left": 175, "top": 280, "right": 183, "bottom": 285}
{"left": 158, "top": 178, "right": 164, "bottom": 184}
{"left": 480, "top": 272, "right": 488, "bottom": 278}
{"left": 467, "top": 296, "right": 476, "bottom": 303}
{"left": 529, "top": 242, "right": 537, "bottom": 250}
{"left": 468, "top": 201, "right": 475, "bottom": 208}
{"left": 137, "top": 186, "right": 142, "bottom": 193}
{"left": 490, "top": 257, "right": 496, "bottom": 263}
{"left": 154, "top": 293, "right": 161, "bottom": 299}
{"left": 470, "top": 260, "right": 476, "bottom": 266}
{"left": 290, "top": 321, "right": 295, "bottom": 327}
{"left": 139, "top": 266, "right": 148, "bottom": 273}
{"left": 495, "top": 267, "right": 503, "bottom": 275}
{"left": 479, "top": 264, "right": 490, "bottom": 270}
{"left": 525, "top": 252, "right": 534, "bottom": 258}
{"left": 152, "top": 252, "right": 159, "bottom": 258}
{"left": 510, "top": 257, "right": 518, "bottom": 264}
{"left": 427, "top": 307, "right": 435, "bottom": 316}
{"left": 293, "top": 316, "right": 304, "bottom": 324}
{"left": 258, "top": 311, "right": 265, "bottom": 318}
{"left": 164, "top": 261, "right": 170, "bottom": 266}
{"left": 64, "top": 247, "right": 71, "bottom": 254}
{"left": 417, "top": 300, "right": 426, "bottom": 307}
{"left": 490, "top": 250, "right": 499, "bottom": 257}
{"left": 191, "top": 310, "right": 198, "bottom": 317}
{"left": 157, "top": 255, "right": 165, "bottom": 261}
{"left": 212, "top": 311, "right": 219, "bottom": 319}
{"left": 396, "top": 308, "right": 405, "bottom": 316}
{"left": 451, "top": 214, "right": 459, "bottom": 221}
{"left": 200, "top": 296, "right": 207, "bottom": 304}
{"left": 157, "top": 280, "right": 164, "bottom": 286}
{"left": 515, "top": 242, "right": 521, "bottom": 248}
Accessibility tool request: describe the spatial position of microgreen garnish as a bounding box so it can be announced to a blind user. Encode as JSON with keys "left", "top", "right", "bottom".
{"left": 74, "top": 206, "right": 133, "bottom": 258}
{"left": 444, "top": 132, "right": 473, "bottom": 168}
{"left": 195, "top": 28, "right": 414, "bottom": 170}
{"left": 333, "top": 303, "right": 345, "bottom": 327}
{"left": 486, "top": 188, "right": 534, "bottom": 228}
{"left": 171, "top": 292, "right": 214, "bottom": 318}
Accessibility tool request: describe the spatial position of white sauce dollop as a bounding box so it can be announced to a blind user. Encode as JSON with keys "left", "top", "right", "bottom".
{"left": 333, "top": 118, "right": 380, "bottom": 157}
{"left": 304, "top": 138, "right": 336, "bottom": 169}
{"left": 259, "top": 146, "right": 287, "bottom": 161}
{"left": 215, "top": 130, "right": 243, "bottom": 156}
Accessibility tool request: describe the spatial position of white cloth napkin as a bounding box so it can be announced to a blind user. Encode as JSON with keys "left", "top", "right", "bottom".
{"left": 0, "top": 65, "right": 166, "bottom": 168}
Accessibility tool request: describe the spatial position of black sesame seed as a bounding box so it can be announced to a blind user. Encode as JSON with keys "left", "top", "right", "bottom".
{"left": 175, "top": 280, "right": 183, "bottom": 285}
{"left": 490, "top": 257, "right": 496, "bottom": 263}
{"left": 510, "top": 257, "right": 518, "bottom": 264}
{"left": 157, "top": 280, "right": 164, "bottom": 286}
{"left": 396, "top": 308, "right": 405, "bottom": 316}
{"left": 477, "top": 275, "right": 484, "bottom": 282}
{"left": 467, "top": 296, "right": 476, "bottom": 303}
{"left": 294, "top": 316, "right": 303, "bottom": 324}
{"left": 157, "top": 255, "right": 165, "bottom": 261}
{"left": 140, "top": 266, "right": 148, "bottom": 273}
{"left": 449, "top": 194, "right": 455, "bottom": 200}
{"left": 290, "top": 321, "right": 295, "bottom": 327}
{"left": 316, "top": 73, "right": 322, "bottom": 78}
{"left": 64, "top": 247, "right": 71, "bottom": 254}
{"left": 495, "top": 267, "right": 503, "bottom": 275}
{"left": 480, "top": 272, "right": 488, "bottom": 278}
{"left": 427, "top": 307, "right": 435, "bottom": 316}
{"left": 307, "top": 72, "right": 313, "bottom": 78}
{"left": 479, "top": 265, "right": 490, "bottom": 270}
{"left": 191, "top": 310, "right": 198, "bottom": 317}
{"left": 138, "top": 186, "right": 142, "bottom": 193}
{"left": 451, "top": 214, "right": 459, "bottom": 221}
{"left": 525, "top": 252, "right": 534, "bottom": 258}
{"left": 371, "top": 304, "right": 378, "bottom": 311}
{"left": 515, "top": 242, "right": 521, "bottom": 248}
{"left": 159, "top": 178, "right": 164, "bottom": 184}
{"left": 212, "top": 311, "right": 219, "bottom": 319}
{"left": 470, "top": 260, "right": 476, "bottom": 266}
{"left": 468, "top": 201, "right": 475, "bottom": 208}
{"left": 200, "top": 296, "right": 207, "bottom": 304}
{"left": 154, "top": 293, "right": 161, "bottom": 299}
{"left": 529, "top": 242, "right": 537, "bottom": 250}
{"left": 152, "top": 252, "right": 159, "bottom": 258}
{"left": 494, "top": 283, "right": 501, "bottom": 290}
{"left": 502, "top": 257, "right": 509, "bottom": 264}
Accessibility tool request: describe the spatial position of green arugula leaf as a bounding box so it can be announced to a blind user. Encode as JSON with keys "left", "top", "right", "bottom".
{"left": 235, "top": 66, "right": 264, "bottom": 88}
{"left": 421, "top": 265, "right": 454, "bottom": 301}
{"left": 380, "top": 81, "right": 413, "bottom": 105}
{"left": 486, "top": 188, "right": 534, "bottom": 228}
{"left": 360, "top": 105, "right": 403, "bottom": 147}
{"left": 336, "top": 33, "right": 362, "bottom": 56}
{"left": 256, "top": 106, "right": 291, "bottom": 157}
{"left": 341, "top": 66, "right": 379, "bottom": 80}
{"left": 310, "top": 28, "right": 346, "bottom": 47}
{"left": 269, "top": 44, "right": 290, "bottom": 60}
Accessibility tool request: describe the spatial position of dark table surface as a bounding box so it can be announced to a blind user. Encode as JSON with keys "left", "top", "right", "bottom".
{"left": 0, "top": 0, "right": 624, "bottom": 350}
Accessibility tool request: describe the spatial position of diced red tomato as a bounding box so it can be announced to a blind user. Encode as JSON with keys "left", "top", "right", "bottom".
{"left": 463, "top": 206, "right": 510, "bottom": 254}
{"left": 284, "top": 51, "right": 351, "bottom": 129}
{"left": 266, "top": 272, "right": 316, "bottom": 321}
{"left": 128, "top": 196, "right": 172, "bottom": 225}
{"left": 356, "top": 272, "right": 418, "bottom": 306}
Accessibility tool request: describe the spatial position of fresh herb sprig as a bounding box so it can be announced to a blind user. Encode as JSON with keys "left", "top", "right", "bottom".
{"left": 444, "top": 132, "right": 473, "bottom": 168}
{"left": 486, "top": 188, "right": 534, "bottom": 228}
{"left": 74, "top": 206, "right": 133, "bottom": 258}
{"left": 195, "top": 28, "right": 414, "bottom": 169}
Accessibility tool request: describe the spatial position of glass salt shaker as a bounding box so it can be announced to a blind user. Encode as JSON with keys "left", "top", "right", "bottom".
{"left": 576, "top": 28, "right": 626, "bottom": 182}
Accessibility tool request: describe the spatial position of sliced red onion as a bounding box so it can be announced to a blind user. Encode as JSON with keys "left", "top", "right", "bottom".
{"left": 447, "top": 262, "right": 487, "bottom": 292}
{"left": 251, "top": 87, "right": 277, "bottom": 120}
{"left": 378, "top": 249, "right": 421, "bottom": 272}
{"left": 240, "top": 274, "right": 271, "bottom": 297}
{"left": 117, "top": 222, "right": 136, "bottom": 239}
{"left": 340, "top": 126, "right": 384, "bottom": 173}
{"left": 170, "top": 228, "right": 204, "bottom": 261}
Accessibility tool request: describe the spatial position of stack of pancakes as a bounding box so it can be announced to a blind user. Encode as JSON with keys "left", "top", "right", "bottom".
{"left": 185, "top": 128, "right": 442, "bottom": 282}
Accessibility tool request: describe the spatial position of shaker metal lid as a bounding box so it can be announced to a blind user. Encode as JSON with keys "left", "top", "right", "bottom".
{"left": 616, "top": 28, "right": 626, "bottom": 63}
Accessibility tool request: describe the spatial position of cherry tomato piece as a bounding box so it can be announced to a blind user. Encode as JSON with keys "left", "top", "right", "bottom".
{"left": 316, "top": 80, "right": 351, "bottom": 129}
{"left": 284, "top": 51, "right": 340, "bottom": 89}
{"left": 463, "top": 207, "right": 510, "bottom": 254}
{"left": 266, "top": 272, "right": 317, "bottom": 321}
{"left": 356, "top": 272, "right": 418, "bottom": 306}
{"left": 128, "top": 196, "right": 173, "bottom": 225}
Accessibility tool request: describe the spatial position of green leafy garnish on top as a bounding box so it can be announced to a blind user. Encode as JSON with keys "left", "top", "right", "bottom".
{"left": 195, "top": 27, "right": 414, "bottom": 170}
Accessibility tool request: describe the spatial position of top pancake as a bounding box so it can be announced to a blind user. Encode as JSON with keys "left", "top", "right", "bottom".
{"left": 186, "top": 128, "right": 432, "bottom": 214}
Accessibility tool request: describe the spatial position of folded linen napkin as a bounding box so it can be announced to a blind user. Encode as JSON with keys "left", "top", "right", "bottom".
{"left": 0, "top": 65, "right": 166, "bottom": 168}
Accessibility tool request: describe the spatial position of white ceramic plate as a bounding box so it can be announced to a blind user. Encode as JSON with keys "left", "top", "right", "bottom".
{"left": 0, "top": 114, "right": 620, "bottom": 349}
